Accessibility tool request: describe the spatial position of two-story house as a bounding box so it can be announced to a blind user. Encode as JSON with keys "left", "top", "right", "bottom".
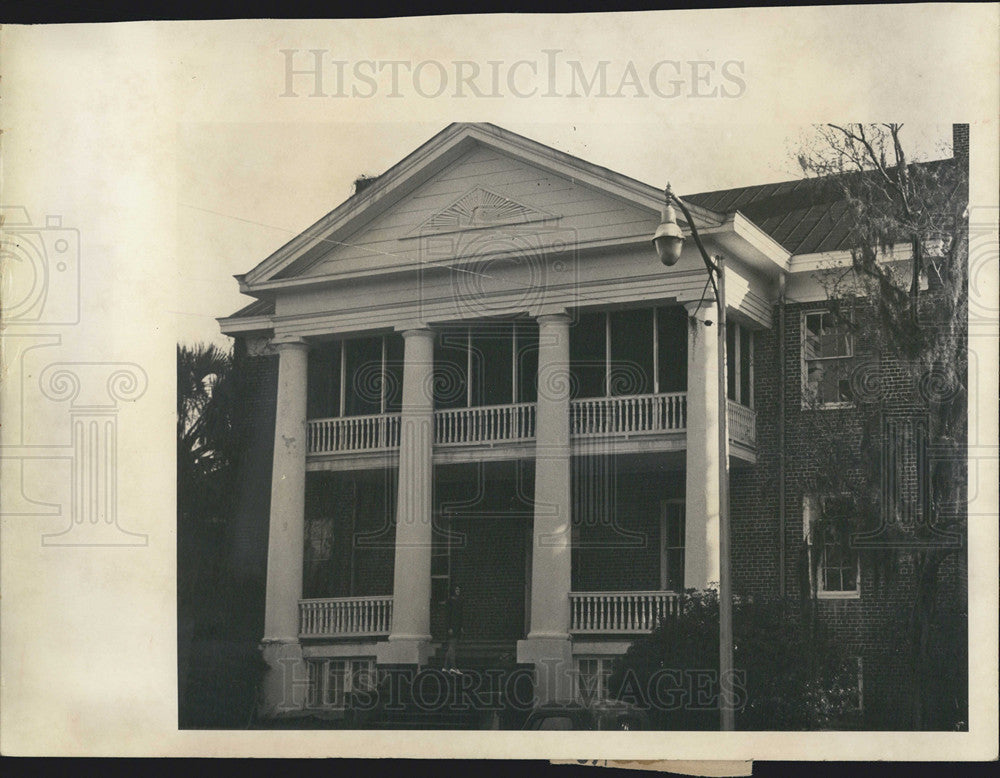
{"left": 217, "top": 123, "right": 967, "bottom": 725}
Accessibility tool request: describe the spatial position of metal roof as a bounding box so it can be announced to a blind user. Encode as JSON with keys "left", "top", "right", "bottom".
{"left": 684, "top": 158, "right": 957, "bottom": 256}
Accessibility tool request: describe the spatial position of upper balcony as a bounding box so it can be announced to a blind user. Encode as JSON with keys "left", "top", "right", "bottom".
{"left": 304, "top": 306, "right": 758, "bottom": 469}
{"left": 306, "top": 392, "right": 756, "bottom": 469}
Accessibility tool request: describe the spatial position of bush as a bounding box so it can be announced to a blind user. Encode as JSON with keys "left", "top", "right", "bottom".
{"left": 607, "top": 590, "right": 862, "bottom": 730}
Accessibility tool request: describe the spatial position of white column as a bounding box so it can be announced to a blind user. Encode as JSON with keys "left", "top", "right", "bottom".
{"left": 377, "top": 327, "right": 435, "bottom": 666}
{"left": 517, "top": 313, "right": 574, "bottom": 703}
{"left": 260, "top": 336, "right": 309, "bottom": 716}
{"left": 684, "top": 301, "right": 721, "bottom": 590}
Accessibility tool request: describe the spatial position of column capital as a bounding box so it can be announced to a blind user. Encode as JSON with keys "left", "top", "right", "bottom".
{"left": 683, "top": 298, "right": 717, "bottom": 317}
{"left": 271, "top": 335, "right": 309, "bottom": 351}
{"left": 398, "top": 327, "right": 435, "bottom": 340}
{"left": 535, "top": 312, "right": 572, "bottom": 327}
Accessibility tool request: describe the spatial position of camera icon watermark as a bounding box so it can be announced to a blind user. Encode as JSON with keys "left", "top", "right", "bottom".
{"left": 1, "top": 206, "right": 80, "bottom": 326}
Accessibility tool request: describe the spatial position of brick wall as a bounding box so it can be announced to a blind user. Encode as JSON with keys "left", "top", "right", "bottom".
{"left": 729, "top": 299, "right": 968, "bottom": 728}
{"left": 221, "top": 339, "right": 279, "bottom": 633}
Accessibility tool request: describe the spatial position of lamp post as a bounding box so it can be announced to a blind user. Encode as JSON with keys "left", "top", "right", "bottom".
{"left": 653, "top": 185, "right": 735, "bottom": 732}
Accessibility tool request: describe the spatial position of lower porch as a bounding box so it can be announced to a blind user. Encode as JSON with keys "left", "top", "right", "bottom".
{"left": 299, "top": 457, "right": 691, "bottom": 646}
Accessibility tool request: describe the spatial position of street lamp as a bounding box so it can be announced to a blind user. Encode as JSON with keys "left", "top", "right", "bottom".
{"left": 653, "top": 184, "right": 735, "bottom": 732}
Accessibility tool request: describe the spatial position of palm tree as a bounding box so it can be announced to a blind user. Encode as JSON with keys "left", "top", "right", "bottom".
{"left": 177, "top": 342, "right": 235, "bottom": 533}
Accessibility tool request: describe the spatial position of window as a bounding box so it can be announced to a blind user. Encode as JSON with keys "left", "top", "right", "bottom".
{"left": 431, "top": 513, "right": 453, "bottom": 607}
{"left": 803, "top": 495, "right": 860, "bottom": 598}
{"left": 576, "top": 657, "right": 615, "bottom": 704}
{"left": 306, "top": 333, "right": 404, "bottom": 418}
{"left": 306, "top": 658, "right": 376, "bottom": 709}
{"left": 802, "top": 311, "right": 854, "bottom": 407}
{"left": 569, "top": 306, "right": 688, "bottom": 399}
{"left": 660, "top": 500, "right": 685, "bottom": 592}
{"left": 726, "top": 322, "right": 754, "bottom": 408}
{"left": 433, "top": 320, "right": 539, "bottom": 409}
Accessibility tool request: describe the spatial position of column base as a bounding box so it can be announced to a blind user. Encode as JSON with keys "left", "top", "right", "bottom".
{"left": 258, "top": 639, "right": 307, "bottom": 718}
{"left": 375, "top": 637, "right": 433, "bottom": 666}
{"left": 516, "top": 636, "right": 574, "bottom": 705}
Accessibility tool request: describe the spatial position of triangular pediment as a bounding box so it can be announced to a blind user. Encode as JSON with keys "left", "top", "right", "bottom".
{"left": 242, "top": 123, "right": 727, "bottom": 290}
{"left": 415, "top": 187, "right": 554, "bottom": 234}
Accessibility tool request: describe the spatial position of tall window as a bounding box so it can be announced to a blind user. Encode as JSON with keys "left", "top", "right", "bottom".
{"left": 306, "top": 333, "right": 404, "bottom": 418}
{"left": 803, "top": 494, "right": 860, "bottom": 598}
{"left": 431, "top": 513, "right": 452, "bottom": 607}
{"left": 726, "top": 322, "right": 754, "bottom": 408}
{"left": 569, "top": 306, "right": 687, "bottom": 398}
{"left": 802, "top": 311, "right": 854, "bottom": 407}
{"left": 660, "top": 500, "right": 685, "bottom": 592}
{"left": 432, "top": 320, "right": 539, "bottom": 409}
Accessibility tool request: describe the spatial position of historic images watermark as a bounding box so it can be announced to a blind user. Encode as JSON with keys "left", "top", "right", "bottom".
{"left": 269, "top": 658, "right": 748, "bottom": 722}
{"left": 0, "top": 206, "right": 149, "bottom": 546}
{"left": 279, "top": 49, "right": 747, "bottom": 100}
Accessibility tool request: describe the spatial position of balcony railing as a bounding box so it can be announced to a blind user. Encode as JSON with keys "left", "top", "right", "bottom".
{"left": 298, "top": 596, "right": 393, "bottom": 638}
{"left": 435, "top": 402, "right": 536, "bottom": 445}
{"left": 570, "top": 392, "right": 686, "bottom": 436}
{"left": 307, "top": 413, "right": 401, "bottom": 454}
{"left": 306, "top": 393, "right": 756, "bottom": 455}
{"left": 569, "top": 591, "right": 682, "bottom": 634}
{"left": 727, "top": 400, "right": 756, "bottom": 448}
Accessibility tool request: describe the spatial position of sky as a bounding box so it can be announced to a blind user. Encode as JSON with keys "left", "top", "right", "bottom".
{"left": 176, "top": 122, "right": 954, "bottom": 348}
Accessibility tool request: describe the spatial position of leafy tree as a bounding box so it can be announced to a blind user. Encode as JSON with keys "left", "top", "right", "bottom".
{"left": 608, "top": 590, "right": 861, "bottom": 730}
{"left": 795, "top": 124, "right": 968, "bottom": 729}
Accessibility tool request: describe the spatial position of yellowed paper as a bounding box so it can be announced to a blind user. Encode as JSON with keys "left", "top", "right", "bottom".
{"left": 1, "top": 5, "right": 997, "bottom": 759}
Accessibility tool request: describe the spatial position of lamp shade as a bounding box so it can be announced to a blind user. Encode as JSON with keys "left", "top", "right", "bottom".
{"left": 652, "top": 201, "right": 684, "bottom": 266}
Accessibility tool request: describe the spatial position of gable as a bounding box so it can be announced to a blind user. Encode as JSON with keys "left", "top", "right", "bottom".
{"left": 275, "top": 143, "right": 662, "bottom": 282}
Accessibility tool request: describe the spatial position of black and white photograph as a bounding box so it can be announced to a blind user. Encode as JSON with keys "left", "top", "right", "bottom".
{"left": 1, "top": 5, "right": 997, "bottom": 760}
{"left": 179, "top": 120, "right": 971, "bottom": 734}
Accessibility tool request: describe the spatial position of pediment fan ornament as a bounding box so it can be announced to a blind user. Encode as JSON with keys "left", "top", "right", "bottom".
{"left": 418, "top": 187, "right": 553, "bottom": 233}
